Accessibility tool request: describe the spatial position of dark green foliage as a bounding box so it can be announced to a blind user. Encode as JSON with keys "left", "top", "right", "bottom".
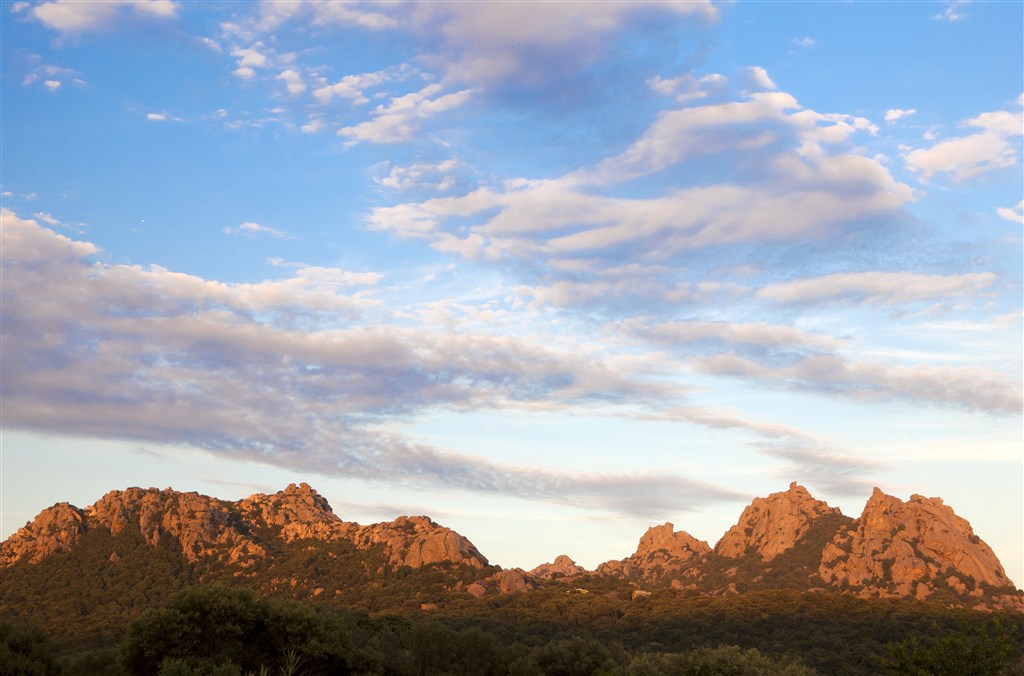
{"left": 120, "top": 586, "right": 357, "bottom": 675}
{"left": 528, "top": 636, "right": 626, "bottom": 676}
{"left": 4, "top": 516, "right": 1024, "bottom": 676}
{"left": 625, "top": 645, "right": 817, "bottom": 675}
{"left": 0, "top": 620, "right": 60, "bottom": 676}
{"left": 883, "top": 621, "right": 1018, "bottom": 675}
{"left": 0, "top": 527, "right": 192, "bottom": 647}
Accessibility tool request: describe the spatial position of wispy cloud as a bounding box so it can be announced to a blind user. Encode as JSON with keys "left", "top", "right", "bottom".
{"left": 885, "top": 108, "right": 916, "bottom": 123}
{"left": 693, "top": 352, "right": 1021, "bottom": 415}
{"left": 933, "top": 0, "right": 970, "bottom": 22}
{"left": 997, "top": 200, "right": 1024, "bottom": 224}
{"left": 339, "top": 83, "right": 475, "bottom": 144}
{"left": 2, "top": 210, "right": 746, "bottom": 518}
{"left": 756, "top": 271, "right": 997, "bottom": 306}
{"left": 223, "top": 221, "right": 292, "bottom": 239}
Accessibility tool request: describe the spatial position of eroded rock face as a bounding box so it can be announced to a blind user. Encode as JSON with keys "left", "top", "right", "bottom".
{"left": 351, "top": 515, "right": 488, "bottom": 569}
{"left": 530, "top": 554, "right": 587, "bottom": 580}
{"left": 819, "top": 488, "right": 1012, "bottom": 601}
{"left": 716, "top": 482, "right": 841, "bottom": 561}
{"left": 0, "top": 503, "right": 87, "bottom": 565}
{"left": 597, "top": 522, "right": 710, "bottom": 581}
{"left": 87, "top": 487, "right": 264, "bottom": 564}
{"left": 1, "top": 483, "right": 487, "bottom": 571}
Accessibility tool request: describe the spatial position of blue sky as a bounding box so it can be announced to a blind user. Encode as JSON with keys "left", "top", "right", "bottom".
{"left": 2, "top": 0, "right": 1022, "bottom": 585}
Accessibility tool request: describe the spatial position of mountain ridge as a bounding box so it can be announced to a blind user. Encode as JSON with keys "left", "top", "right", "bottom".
{"left": 3, "top": 481, "right": 1021, "bottom": 613}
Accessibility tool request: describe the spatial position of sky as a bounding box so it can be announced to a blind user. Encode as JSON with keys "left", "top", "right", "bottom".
{"left": 1, "top": 0, "right": 1022, "bottom": 587}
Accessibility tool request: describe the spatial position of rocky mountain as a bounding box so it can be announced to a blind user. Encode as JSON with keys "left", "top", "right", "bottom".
{"left": 2, "top": 482, "right": 1020, "bottom": 613}
{"left": 819, "top": 488, "right": 1023, "bottom": 609}
{"left": 0, "top": 483, "right": 487, "bottom": 571}
{"left": 715, "top": 482, "right": 841, "bottom": 561}
{"left": 596, "top": 523, "right": 711, "bottom": 581}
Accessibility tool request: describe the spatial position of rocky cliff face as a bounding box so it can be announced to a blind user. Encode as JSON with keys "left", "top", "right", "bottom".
{"left": 597, "top": 523, "right": 711, "bottom": 581}
{"left": 0, "top": 502, "right": 87, "bottom": 565}
{"left": 1, "top": 483, "right": 486, "bottom": 571}
{"left": 819, "top": 488, "right": 1020, "bottom": 609}
{"left": 715, "top": 482, "right": 840, "bottom": 561}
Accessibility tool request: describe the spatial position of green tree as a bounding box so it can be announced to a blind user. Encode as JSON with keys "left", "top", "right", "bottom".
{"left": 0, "top": 620, "right": 60, "bottom": 676}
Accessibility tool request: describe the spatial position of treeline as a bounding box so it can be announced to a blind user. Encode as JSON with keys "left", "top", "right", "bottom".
{"left": 4, "top": 586, "right": 1024, "bottom": 676}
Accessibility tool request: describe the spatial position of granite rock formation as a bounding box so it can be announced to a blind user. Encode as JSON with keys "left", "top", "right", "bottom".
{"left": 530, "top": 554, "right": 587, "bottom": 581}
{"left": 1, "top": 483, "right": 486, "bottom": 571}
{"left": 715, "top": 482, "right": 841, "bottom": 561}
{"left": 819, "top": 487, "right": 1018, "bottom": 608}
{"left": 597, "top": 522, "right": 711, "bottom": 581}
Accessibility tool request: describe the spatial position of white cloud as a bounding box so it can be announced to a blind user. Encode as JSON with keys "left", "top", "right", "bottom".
{"left": 934, "top": 0, "right": 969, "bottom": 22}
{"left": 997, "top": 200, "right": 1024, "bottom": 224}
{"left": 147, "top": 113, "right": 166, "bottom": 121}
{"left": 198, "top": 36, "right": 222, "bottom": 52}
{"left": 308, "top": 1, "right": 396, "bottom": 30}
{"left": 230, "top": 43, "right": 273, "bottom": 80}
{"left": 756, "top": 271, "right": 997, "bottom": 306}
{"left": 23, "top": 61, "right": 84, "bottom": 91}
{"left": 694, "top": 352, "right": 1020, "bottom": 415}
{"left": 1, "top": 210, "right": 751, "bottom": 516}
{"left": 367, "top": 84, "right": 909, "bottom": 272}
{"left": 223, "top": 221, "right": 292, "bottom": 239}
{"left": 300, "top": 116, "right": 325, "bottom": 134}
{"left": 744, "top": 66, "right": 777, "bottom": 91}
{"left": 339, "top": 83, "right": 475, "bottom": 144}
{"left": 645, "top": 72, "right": 726, "bottom": 103}
{"left": 276, "top": 69, "right": 306, "bottom": 96}
{"left": 222, "top": 0, "right": 396, "bottom": 42}
{"left": 630, "top": 320, "right": 841, "bottom": 352}
{"left": 965, "top": 109, "right": 1023, "bottom": 137}
{"left": 794, "top": 36, "right": 815, "bottom": 48}
{"left": 32, "top": 211, "right": 61, "bottom": 226}
{"left": 905, "top": 132, "right": 1015, "bottom": 181}
{"left": 885, "top": 108, "right": 916, "bottom": 123}
{"left": 313, "top": 70, "right": 390, "bottom": 105}
{"left": 375, "top": 159, "right": 459, "bottom": 191}
{"left": 904, "top": 103, "right": 1022, "bottom": 181}
{"left": 30, "top": 0, "right": 178, "bottom": 34}
{"left": 412, "top": 1, "right": 717, "bottom": 87}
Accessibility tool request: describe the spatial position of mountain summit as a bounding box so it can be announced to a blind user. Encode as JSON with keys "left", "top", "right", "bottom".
{"left": 715, "top": 482, "right": 841, "bottom": 561}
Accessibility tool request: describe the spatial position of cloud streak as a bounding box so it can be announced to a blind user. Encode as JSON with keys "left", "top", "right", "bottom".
{"left": 3, "top": 211, "right": 746, "bottom": 517}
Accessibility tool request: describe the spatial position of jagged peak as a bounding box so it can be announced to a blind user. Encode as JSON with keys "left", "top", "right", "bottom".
{"left": 238, "top": 482, "right": 336, "bottom": 528}
{"left": 714, "top": 482, "right": 840, "bottom": 561}
{"left": 820, "top": 487, "right": 1014, "bottom": 602}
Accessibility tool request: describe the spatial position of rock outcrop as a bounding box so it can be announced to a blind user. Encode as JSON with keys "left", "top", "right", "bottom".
{"left": 530, "top": 554, "right": 587, "bottom": 580}
{"left": 597, "top": 523, "right": 710, "bottom": 581}
{"left": 347, "top": 515, "right": 487, "bottom": 569}
{"left": 0, "top": 503, "right": 87, "bottom": 565}
{"left": 1, "top": 483, "right": 486, "bottom": 571}
{"left": 466, "top": 568, "right": 536, "bottom": 596}
{"left": 715, "top": 482, "right": 841, "bottom": 561}
{"left": 819, "top": 488, "right": 1016, "bottom": 605}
